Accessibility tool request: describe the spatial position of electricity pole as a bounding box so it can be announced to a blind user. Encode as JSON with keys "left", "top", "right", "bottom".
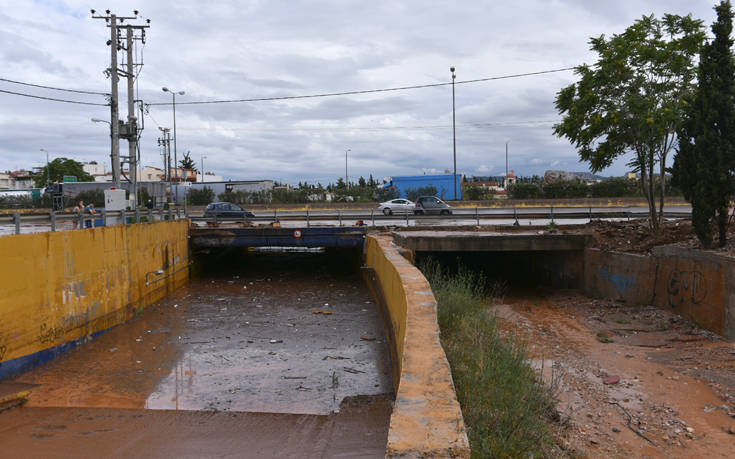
{"left": 92, "top": 9, "right": 149, "bottom": 193}
{"left": 505, "top": 141, "right": 509, "bottom": 188}
{"left": 450, "top": 66, "right": 457, "bottom": 201}
{"left": 345, "top": 148, "right": 350, "bottom": 189}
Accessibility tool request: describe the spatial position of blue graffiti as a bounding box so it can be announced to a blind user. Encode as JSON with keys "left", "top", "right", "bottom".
{"left": 598, "top": 267, "right": 635, "bottom": 292}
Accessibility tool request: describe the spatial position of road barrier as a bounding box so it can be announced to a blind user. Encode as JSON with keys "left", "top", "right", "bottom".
{"left": 0, "top": 206, "right": 691, "bottom": 235}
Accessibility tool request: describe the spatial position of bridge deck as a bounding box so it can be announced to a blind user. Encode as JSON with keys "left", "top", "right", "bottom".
{"left": 190, "top": 226, "right": 366, "bottom": 248}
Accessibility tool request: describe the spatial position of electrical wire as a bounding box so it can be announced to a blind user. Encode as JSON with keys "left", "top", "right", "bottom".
{"left": 164, "top": 119, "right": 559, "bottom": 133}
{"left": 146, "top": 67, "right": 576, "bottom": 106}
{"left": 0, "top": 77, "right": 109, "bottom": 96}
{"left": 0, "top": 88, "right": 110, "bottom": 106}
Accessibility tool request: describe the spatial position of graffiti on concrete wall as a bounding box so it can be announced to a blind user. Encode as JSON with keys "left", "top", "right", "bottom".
{"left": 598, "top": 267, "right": 635, "bottom": 292}
{"left": 667, "top": 269, "right": 706, "bottom": 307}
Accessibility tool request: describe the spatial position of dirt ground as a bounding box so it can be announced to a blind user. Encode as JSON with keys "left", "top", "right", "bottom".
{"left": 581, "top": 218, "right": 735, "bottom": 255}
{"left": 494, "top": 291, "right": 735, "bottom": 458}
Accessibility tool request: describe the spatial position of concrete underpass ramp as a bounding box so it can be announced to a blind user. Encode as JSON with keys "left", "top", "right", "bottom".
{"left": 4, "top": 252, "right": 393, "bottom": 458}
{"left": 394, "top": 230, "right": 589, "bottom": 252}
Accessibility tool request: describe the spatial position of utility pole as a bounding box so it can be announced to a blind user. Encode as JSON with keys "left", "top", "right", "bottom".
{"left": 505, "top": 141, "right": 509, "bottom": 188}
{"left": 201, "top": 156, "right": 207, "bottom": 183}
{"left": 345, "top": 148, "right": 350, "bottom": 189}
{"left": 450, "top": 66, "right": 457, "bottom": 201}
{"left": 92, "top": 9, "right": 149, "bottom": 192}
{"left": 157, "top": 128, "right": 171, "bottom": 200}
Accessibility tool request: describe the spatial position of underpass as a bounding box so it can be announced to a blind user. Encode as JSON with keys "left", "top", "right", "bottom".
{"left": 0, "top": 249, "right": 394, "bottom": 457}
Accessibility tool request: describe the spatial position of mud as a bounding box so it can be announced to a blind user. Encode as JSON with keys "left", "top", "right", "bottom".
{"left": 495, "top": 292, "right": 735, "bottom": 457}
{"left": 1, "top": 250, "right": 393, "bottom": 457}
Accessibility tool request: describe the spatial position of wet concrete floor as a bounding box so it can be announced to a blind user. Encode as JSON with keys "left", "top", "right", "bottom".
{"left": 0, "top": 249, "right": 393, "bottom": 458}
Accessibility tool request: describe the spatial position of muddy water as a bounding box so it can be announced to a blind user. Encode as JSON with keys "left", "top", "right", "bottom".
{"left": 1, "top": 250, "right": 393, "bottom": 458}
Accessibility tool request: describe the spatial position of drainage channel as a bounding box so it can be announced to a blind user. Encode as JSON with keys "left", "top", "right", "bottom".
{"left": 0, "top": 250, "right": 393, "bottom": 458}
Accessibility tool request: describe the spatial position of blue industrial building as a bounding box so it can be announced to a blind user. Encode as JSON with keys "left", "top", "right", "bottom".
{"left": 384, "top": 174, "right": 462, "bottom": 201}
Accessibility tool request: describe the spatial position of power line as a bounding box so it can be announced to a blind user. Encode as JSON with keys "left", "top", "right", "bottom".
{"left": 0, "top": 88, "right": 110, "bottom": 106}
{"left": 146, "top": 67, "right": 576, "bottom": 106}
{"left": 172, "top": 119, "right": 559, "bottom": 132}
{"left": 0, "top": 77, "right": 109, "bottom": 96}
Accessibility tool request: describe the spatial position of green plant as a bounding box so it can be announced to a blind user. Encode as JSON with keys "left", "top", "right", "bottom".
{"left": 673, "top": 1, "right": 735, "bottom": 248}
{"left": 188, "top": 187, "right": 215, "bottom": 205}
{"left": 554, "top": 14, "right": 705, "bottom": 228}
{"left": 507, "top": 183, "right": 542, "bottom": 199}
{"left": 419, "top": 260, "right": 561, "bottom": 457}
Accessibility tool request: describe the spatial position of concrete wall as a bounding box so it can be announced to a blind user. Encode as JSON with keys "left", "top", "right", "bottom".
{"left": 584, "top": 247, "right": 735, "bottom": 339}
{"left": 365, "top": 235, "right": 470, "bottom": 458}
{"left": 0, "top": 220, "right": 189, "bottom": 379}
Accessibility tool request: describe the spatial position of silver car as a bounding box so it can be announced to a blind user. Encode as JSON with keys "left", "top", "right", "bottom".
{"left": 377, "top": 198, "right": 415, "bottom": 215}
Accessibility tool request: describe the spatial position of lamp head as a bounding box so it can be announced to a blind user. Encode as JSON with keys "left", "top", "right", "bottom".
{"left": 162, "top": 87, "right": 169, "bottom": 92}
{"left": 178, "top": 91, "right": 185, "bottom": 95}
{"left": 450, "top": 66, "right": 455, "bottom": 73}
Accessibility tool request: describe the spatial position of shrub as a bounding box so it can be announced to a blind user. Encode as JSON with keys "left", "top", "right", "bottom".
{"left": 188, "top": 187, "right": 215, "bottom": 205}
{"left": 507, "top": 183, "right": 542, "bottom": 199}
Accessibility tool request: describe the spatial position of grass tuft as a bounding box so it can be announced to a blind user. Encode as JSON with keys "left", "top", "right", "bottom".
{"left": 420, "top": 259, "right": 562, "bottom": 458}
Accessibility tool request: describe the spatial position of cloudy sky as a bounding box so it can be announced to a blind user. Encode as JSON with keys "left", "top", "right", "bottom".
{"left": 0, "top": 0, "right": 722, "bottom": 185}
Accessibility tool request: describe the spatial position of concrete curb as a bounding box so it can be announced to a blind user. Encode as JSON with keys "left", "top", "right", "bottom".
{"left": 365, "top": 235, "right": 470, "bottom": 458}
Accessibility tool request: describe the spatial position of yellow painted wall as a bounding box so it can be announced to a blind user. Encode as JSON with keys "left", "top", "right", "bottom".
{"left": 365, "top": 235, "right": 470, "bottom": 458}
{"left": 0, "top": 221, "right": 189, "bottom": 369}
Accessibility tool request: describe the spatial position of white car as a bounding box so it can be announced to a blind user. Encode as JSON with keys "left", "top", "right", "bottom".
{"left": 377, "top": 198, "right": 415, "bottom": 215}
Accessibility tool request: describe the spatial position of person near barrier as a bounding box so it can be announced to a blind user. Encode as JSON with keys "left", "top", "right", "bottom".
{"left": 84, "top": 203, "right": 96, "bottom": 228}
{"left": 146, "top": 199, "right": 154, "bottom": 210}
{"left": 73, "top": 200, "right": 84, "bottom": 229}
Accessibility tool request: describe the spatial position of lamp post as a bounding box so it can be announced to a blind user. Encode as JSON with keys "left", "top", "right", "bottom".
{"left": 505, "top": 141, "right": 509, "bottom": 188}
{"left": 201, "top": 155, "right": 207, "bottom": 183}
{"left": 91, "top": 118, "right": 112, "bottom": 184}
{"left": 40, "top": 148, "right": 49, "bottom": 187}
{"left": 450, "top": 66, "right": 457, "bottom": 200}
{"left": 345, "top": 148, "right": 351, "bottom": 189}
{"left": 162, "top": 87, "right": 184, "bottom": 201}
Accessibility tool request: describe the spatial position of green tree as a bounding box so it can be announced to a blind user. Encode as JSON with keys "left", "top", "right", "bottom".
{"left": 179, "top": 151, "right": 196, "bottom": 170}
{"left": 673, "top": 2, "right": 735, "bottom": 247}
{"left": 34, "top": 157, "right": 94, "bottom": 187}
{"left": 188, "top": 187, "right": 215, "bottom": 205}
{"left": 554, "top": 14, "right": 705, "bottom": 229}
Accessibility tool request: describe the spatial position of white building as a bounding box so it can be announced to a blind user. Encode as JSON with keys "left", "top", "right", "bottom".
{"left": 200, "top": 171, "right": 222, "bottom": 182}
{"left": 0, "top": 172, "right": 11, "bottom": 189}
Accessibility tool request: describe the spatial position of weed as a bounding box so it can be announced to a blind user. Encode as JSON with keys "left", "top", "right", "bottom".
{"left": 420, "top": 260, "right": 563, "bottom": 457}
{"left": 596, "top": 331, "right": 614, "bottom": 343}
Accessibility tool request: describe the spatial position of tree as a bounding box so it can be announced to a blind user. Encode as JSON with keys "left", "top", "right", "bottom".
{"left": 34, "top": 157, "right": 94, "bottom": 187}
{"left": 554, "top": 14, "right": 705, "bottom": 229}
{"left": 179, "top": 151, "right": 196, "bottom": 170}
{"left": 673, "top": 1, "right": 735, "bottom": 247}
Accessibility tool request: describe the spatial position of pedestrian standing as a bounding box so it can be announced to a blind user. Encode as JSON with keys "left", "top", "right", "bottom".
{"left": 85, "top": 202, "right": 96, "bottom": 228}
{"left": 73, "top": 200, "right": 84, "bottom": 229}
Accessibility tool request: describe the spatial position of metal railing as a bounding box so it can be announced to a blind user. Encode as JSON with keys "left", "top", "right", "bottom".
{"left": 0, "top": 206, "right": 187, "bottom": 235}
{"left": 188, "top": 206, "right": 691, "bottom": 227}
{"left": 0, "top": 205, "right": 691, "bottom": 235}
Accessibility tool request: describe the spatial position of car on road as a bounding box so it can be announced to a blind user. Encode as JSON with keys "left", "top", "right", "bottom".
{"left": 204, "top": 202, "right": 255, "bottom": 219}
{"left": 377, "top": 198, "right": 415, "bottom": 215}
{"left": 413, "top": 196, "right": 452, "bottom": 215}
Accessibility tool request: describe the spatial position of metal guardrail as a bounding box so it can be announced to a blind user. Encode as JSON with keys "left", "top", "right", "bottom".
{"left": 0, "top": 207, "right": 186, "bottom": 235}
{"left": 0, "top": 205, "right": 691, "bottom": 235}
{"left": 188, "top": 206, "right": 691, "bottom": 227}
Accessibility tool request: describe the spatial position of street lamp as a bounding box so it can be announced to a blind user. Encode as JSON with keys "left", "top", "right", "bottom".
{"left": 162, "top": 87, "right": 184, "bottom": 188}
{"left": 345, "top": 148, "right": 351, "bottom": 189}
{"left": 201, "top": 155, "right": 207, "bottom": 183}
{"left": 450, "top": 66, "right": 457, "bottom": 201}
{"left": 91, "top": 118, "right": 112, "bottom": 184}
{"left": 40, "top": 148, "right": 50, "bottom": 187}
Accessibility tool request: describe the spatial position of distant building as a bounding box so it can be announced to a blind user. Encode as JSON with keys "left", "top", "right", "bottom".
{"left": 199, "top": 172, "right": 222, "bottom": 183}
{"left": 503, "top": 172, "right": 517, "bottom": 189}
{"left": 383, "top": 174, "right": 462, "bottom": 200}
{"left": 174, "top": 180, "right": 275, "bottom": 204}
{"left": 83, "top": 161, "right": 106, "bottom": 176}
{"left": 10, "top": 170, "right": 35, "bottom": 189}
{"left": 0, "top": 172, "right": 11, "bottom": 189}
{"left": 138, "top": 166, "right": 165, "bottom": 182}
